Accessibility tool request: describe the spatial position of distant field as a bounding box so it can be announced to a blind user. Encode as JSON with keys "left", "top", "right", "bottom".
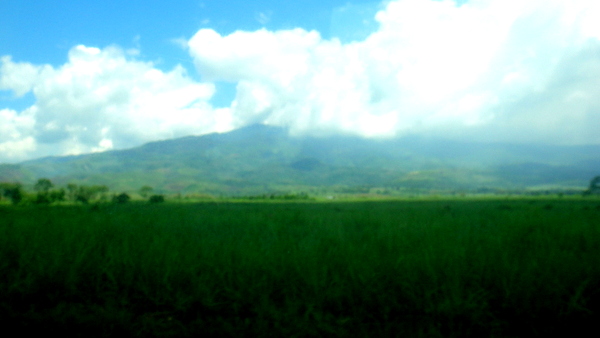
{"left": 1, "top": 198, "right": 599, "bottom": 337}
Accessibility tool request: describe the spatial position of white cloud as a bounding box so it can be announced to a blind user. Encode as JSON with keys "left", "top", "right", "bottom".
{"left": 2, "top": 0, "right": 600, "bottom": 163}
{"left": 0, "top": 56, "right": 46, "bottom": 97}
{"left": 188, "top": 0, "right": 600, "bottom": 144}
{"left": 0, "top": 45, "right": 231, "bottom": 162}
{"left": 0, "top": 108, "right": 36, "bottom": 161}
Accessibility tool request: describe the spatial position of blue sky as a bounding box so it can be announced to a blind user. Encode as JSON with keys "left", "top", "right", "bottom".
{"left": 1, "top": 0, "right": 382, "bottom": 108}
{"left": 0, "top": 1, "right": 381, "bottom": 71}
{"left": 1, "top": 0, "right": 599, "bottom": 162}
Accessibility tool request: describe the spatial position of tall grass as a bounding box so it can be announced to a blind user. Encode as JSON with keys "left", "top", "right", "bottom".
{"left": 1, "top": 199, "right": 599, "bottom": 337}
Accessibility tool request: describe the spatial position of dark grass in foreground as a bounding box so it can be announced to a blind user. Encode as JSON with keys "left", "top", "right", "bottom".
{"left": 1, "top": 199, "right": 599, "bottom": 337}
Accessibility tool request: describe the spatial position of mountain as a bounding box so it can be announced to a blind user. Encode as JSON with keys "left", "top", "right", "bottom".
{"left": 1, "top": 124, "right": 598, "bottom": 195}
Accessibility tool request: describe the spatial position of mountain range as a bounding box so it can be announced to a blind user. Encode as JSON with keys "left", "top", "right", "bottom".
{"left": 1, "top": 124, "right": 598, "bottom": 195}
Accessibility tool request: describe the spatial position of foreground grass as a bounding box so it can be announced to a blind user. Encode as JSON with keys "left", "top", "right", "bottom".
{"left": 1, "top": 199, "right": 599, "bottom": 337}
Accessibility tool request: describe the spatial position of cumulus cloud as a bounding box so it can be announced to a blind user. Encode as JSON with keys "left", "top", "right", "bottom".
{"left": 0, "top": 56, "right": 46, "bottom": 97}
{"left": 0, "top": 108, "right": 36, "bottom": 161}
{"left": 188, "top": 0, "right": 600, "bottom": 144}
{"left": 0, "top": 45, "right": 232, "bottom": 162}
{"left": 2, "top": 0, "right": 600, "bottom": 163}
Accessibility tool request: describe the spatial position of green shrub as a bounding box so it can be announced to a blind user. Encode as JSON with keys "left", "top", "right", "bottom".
{"left": 1, "top": 183, "right": 23, "bottom": 205}
{"left": 49, "top": 189, "right": 66, "bottom": 202}
{"left": 34, "top": 193, "right": 52, "bottom": 204}
{"left": 113, "top": 193, "right": 130, "bottom": 204}
{"left": 34, "top": 189, "right": 66, "bottom": 205}
{"left": 149, "top": 194, "right": 165, "bottom": 203}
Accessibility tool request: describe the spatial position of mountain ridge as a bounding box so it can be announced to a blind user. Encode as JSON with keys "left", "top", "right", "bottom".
{"left": 1, "top": 124, "right": 598, "bottom": 195}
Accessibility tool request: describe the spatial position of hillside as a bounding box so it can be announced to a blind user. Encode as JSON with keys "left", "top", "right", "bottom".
{"left": 1, "top": 124, "right": 598, "bottom": 195}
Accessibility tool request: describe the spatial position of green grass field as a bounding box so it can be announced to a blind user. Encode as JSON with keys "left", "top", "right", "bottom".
{"left": 1, "top": 198, "right": 599, "bottom": 337}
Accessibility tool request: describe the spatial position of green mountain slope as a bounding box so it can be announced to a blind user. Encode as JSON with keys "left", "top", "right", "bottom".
{"left": 2, "top": 124, "right": 598, "bottom": 195}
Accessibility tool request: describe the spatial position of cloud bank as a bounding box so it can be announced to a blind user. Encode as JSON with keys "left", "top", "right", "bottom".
{"left": 1, "top": 46, "right": 232, "bottom": 162}
{"left": 2, "top": 0, "right": 600, "bottom": 163}
{"left": 189, "top": 0, "right": 600, "bottom": 142}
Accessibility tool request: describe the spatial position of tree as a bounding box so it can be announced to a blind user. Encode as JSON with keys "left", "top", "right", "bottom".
{"left": 584, "top": 176, "right": 600, "bottom": 195}
{"left": 8, "top": 187, "right": 22, "bottom": 205}
{"left": 34, "top": 178, "right": 54, "bottom": 193}
{"left": 113, "top": 193, "right": 130, "bottom": 204}
{"left": 33, "top": 178, "right": 64, "bottom": 204}
{"left": 92, "top": 185, "right": 110, "bottom": 201}
{"left": 0, "top": 182, "right": 23, "bottom": 205}
{"left": 70, "top": 184, "right": 110, "bottom": 203}
{"left": 75, "top": 187, "right": 91, "bottom": 203}
{"left": 49, "top": 188, "right": 66, "bottom": 202}
{"left": 139, "top": 185, "right": 154, "bottom": 198}
{"left": 66, "top": 183, "right": 79, "bottom": 201}
{"left": 149, "top": 194, "right": 165, "bottom": 203}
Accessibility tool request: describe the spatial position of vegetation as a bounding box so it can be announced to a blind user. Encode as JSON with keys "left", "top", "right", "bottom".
{"left": 70, "top": 184, "right": 110, "bottom": 203}
{"left": 584, "top": 176, "right": 600, "bottom": 196}
{"left": 112, "top": 192, "right": 131, "bottom": 204}
{"left": 0, "top": 179, "right": 113, "bottom": 205}
{"left": 242, "top": 192, "right": 311, "bottom": 201}
{"left": 31, "top": 178, "right": 65, "bottom": 204}
{"left": 33, "top": 178, "right": 54, "bottom": 193}
{"left": 0, "top": 127, "right": 596, "bottom": 335}
{"left": 1, "top": 198, "right": 599, "bottom": 337}
{"left": 5, "top": 175, "right": 595, "bottom": 207}
{"left": 0, "top": 182, "right": 23, "bottom": 204}
{"left": 149, "top": 194, "right": 165, "bottom": 203}
{"left": 2, "top": 124, "right": 598, "bottom": 195}
{"left": 139, "top": 185, "right": 154, "bottom": 198}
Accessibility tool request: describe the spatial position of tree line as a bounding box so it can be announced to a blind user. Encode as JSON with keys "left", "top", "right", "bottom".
{"left": 0, "top": 178, "right": 164, "bottom": 205}
{"left": 1, "top": 176, "right": 598, "bottom": 205}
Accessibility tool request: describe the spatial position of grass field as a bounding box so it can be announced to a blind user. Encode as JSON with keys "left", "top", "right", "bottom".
{"left": 1, "top": 198, "right": 599, "bottom": 337}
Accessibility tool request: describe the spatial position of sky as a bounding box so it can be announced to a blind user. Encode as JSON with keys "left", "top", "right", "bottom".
{"left": 1, "top": 0, "right": 599, "bottom": 163}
